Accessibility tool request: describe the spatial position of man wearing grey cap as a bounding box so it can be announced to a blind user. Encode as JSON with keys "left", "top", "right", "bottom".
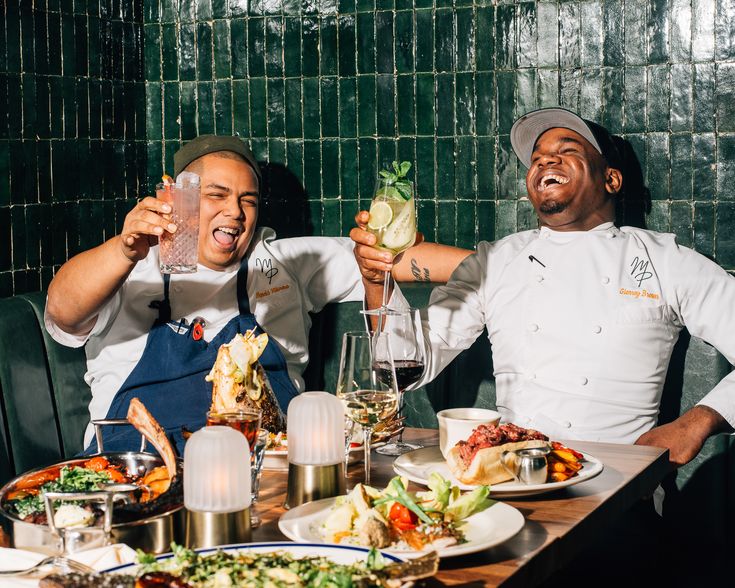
{"left": 353, "top": 107, "right": 734, "bottom": 467}
{"left": 44, "top": 135, "right": 470, "bottom": 453}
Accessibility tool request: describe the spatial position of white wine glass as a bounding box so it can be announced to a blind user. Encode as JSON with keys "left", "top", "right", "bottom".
{"left": 366, "top": 162, "right": 417, "bottom": 308}
{"left": 336, "top": 331, "right": 399, "bottom": 484}
{"left": 372, "top": 308, "right": 426, "bottom": 456}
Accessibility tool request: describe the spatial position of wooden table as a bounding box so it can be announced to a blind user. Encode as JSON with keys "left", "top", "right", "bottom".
{"left": 251, "top": 428, "right": 669, "bottom": 587}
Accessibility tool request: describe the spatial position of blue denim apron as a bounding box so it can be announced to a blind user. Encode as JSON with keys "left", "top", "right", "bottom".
{"left": 84, "top": 258, "right": 298, "bottom": 455}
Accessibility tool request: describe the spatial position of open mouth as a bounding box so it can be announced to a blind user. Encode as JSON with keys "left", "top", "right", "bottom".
{"left": 536, "top": 173, "right": 570, "bottom": 192}
{"left": 212, "top": 226, "right": 242, "bottom": 249}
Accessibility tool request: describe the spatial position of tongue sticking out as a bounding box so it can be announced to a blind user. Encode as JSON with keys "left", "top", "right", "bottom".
{"left": 214, "top": 229, "right": 237, "bottom": 247}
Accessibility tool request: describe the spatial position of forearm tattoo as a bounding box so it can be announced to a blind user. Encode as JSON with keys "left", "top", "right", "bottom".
{"left": 410, "top": 258, "right": 431, "bottom": 282}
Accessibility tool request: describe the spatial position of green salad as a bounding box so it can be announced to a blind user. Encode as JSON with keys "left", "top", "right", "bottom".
{"left": 11, "top": 466, "right": 112, "bottom": 519}
{"left": 137, "top": 543, "right": 401, "bottom": 588}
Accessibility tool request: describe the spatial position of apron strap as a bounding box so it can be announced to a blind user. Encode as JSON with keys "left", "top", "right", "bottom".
{"left": 148, "top": 274, "right": 172, "bottom": 323}
{"left": 236, "top": 257, "right": 251, "bottom": 314}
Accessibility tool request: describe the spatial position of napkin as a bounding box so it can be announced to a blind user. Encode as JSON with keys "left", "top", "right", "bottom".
{"left": 0, "top": 543, "right": 137, "bottom": 587}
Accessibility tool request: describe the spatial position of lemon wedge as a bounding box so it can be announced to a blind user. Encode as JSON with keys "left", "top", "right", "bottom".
{"left": 368, "top": 201, "right": 393, "bottom": 230}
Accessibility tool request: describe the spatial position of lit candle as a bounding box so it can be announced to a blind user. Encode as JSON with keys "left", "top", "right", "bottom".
{"left": 184, "top": 426, "right": 252, "bottom": 547}
{"left": 285, "top": 392, "right": 346, "bottom": 508}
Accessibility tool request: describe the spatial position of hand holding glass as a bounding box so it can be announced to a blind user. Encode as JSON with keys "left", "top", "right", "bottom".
{"left": 156, "top": 172, "right": 201, "bottom": 274}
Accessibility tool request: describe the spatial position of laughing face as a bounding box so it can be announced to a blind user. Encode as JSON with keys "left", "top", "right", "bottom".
{"left": 190, "top": 154, "right": 260, "bottom": 270}
{"left": 526, "top": 127, "right": 622, "bottom": 231}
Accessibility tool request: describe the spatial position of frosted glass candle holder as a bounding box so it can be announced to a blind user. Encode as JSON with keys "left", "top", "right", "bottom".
{"left": 184, "top": 426, "right": 252, "bottom": 547}
{"left": 285, "top": 392, "right": 346, "bottom": 508}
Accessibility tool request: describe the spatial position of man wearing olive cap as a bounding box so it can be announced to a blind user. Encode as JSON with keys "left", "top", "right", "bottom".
{"left": 45, "top": 136, "right": 470, "bottom": 453}
{"left": 353, "top": 107, "right": 735, "bottom": 468}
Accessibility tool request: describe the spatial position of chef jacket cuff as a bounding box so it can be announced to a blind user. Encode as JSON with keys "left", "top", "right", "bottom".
{"left": 695, "top": 398, "right": 735, "bottom": 434}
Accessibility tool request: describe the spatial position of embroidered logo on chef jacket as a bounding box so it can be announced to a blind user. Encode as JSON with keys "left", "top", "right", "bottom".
{"left": 629, "top": 255, "right": 653, "bottom": 287}
{"left": 618, "top": 253, "right": 660, "bottom": 300}
{"left": 255, "top": 257, "right": 279, "bottom": 284}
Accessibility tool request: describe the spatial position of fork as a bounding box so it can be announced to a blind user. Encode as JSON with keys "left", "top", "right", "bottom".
{"left": 0, "top": 555, "right": 97, "bottom": 577}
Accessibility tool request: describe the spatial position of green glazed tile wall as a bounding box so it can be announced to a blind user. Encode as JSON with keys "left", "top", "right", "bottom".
{"left": 0, "top": 1, "right": 146, "bottom": 298}
{"left": 142, "top": 0, "right": 735, "bottom": 268}
{"left": 3, "top": 0, "right": 735, "bottom": 297}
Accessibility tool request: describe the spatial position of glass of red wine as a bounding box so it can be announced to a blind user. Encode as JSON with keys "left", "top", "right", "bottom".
{"left": 372, "top": 307, "right": 426, "bottom": 456}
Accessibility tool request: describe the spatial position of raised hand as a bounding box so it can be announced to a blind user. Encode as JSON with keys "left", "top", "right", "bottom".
{"left": 120, "top": 196, "right": 177, "bottom": 263}
{"left": 349, "top": 211, "right": 395, "bottom": 285}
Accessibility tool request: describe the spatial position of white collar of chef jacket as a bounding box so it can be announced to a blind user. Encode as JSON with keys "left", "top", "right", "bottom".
{"left": 538, "top": 222, "right": 617, "bottom": 242}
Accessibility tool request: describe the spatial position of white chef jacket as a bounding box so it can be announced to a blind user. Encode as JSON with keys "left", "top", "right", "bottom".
{"left": 394, "top": 222, "right": 735, "bottom": 443}
{"left": 44, "top": 227, "right": 364, "bottom": 446}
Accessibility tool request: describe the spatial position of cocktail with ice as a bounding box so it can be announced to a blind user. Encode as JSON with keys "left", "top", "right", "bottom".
{"left": 366, "top": 161, "right": 417, "bottom": 308}
{"left": 156, "top": 172, "right": 201, "bottom": 274}
{"left": 366, "top": 162, "right": 417, "bottom": 256}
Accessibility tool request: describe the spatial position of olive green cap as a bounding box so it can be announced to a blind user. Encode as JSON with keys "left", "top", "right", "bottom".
{"left": 173, "top": 135, "right": 262, "bottom": 185}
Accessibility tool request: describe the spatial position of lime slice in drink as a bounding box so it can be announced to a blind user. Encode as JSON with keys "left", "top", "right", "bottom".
{"left": 381, "top": 201, "right": 416, "bottom": 251}
{"left": 368, "top": 201, "right": 394, "bottom": 230}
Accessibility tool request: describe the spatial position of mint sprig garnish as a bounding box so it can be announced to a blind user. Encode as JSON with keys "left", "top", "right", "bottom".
{"left": 378, "top": 161, "right": 413, "bottom": 201}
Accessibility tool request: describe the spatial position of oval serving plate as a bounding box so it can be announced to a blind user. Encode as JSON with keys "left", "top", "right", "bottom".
{"left": 279, "top": 497, "right": 525, "bottom": 558}
{"left": 393, "top": 445, "right": 604, "bottom": 498}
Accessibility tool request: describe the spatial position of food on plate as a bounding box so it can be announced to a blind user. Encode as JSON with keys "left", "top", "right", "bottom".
{"left": 206, "top": 330, "right": 286, "bottom": 432}
{"left": 547, "top": 441, "right": 585, "bottom": 482}
{"left": 127, "top": 398, "right": 177, "bottom": 496}
{"left": 321, "top": 473, "right": 494, "bottom": 551}
{"left": 265, "top": 430, "right": 287, "bottom": 451}
{"left": 40, "top": 573, "right": 136, "bottom": 588}
{"left": 3, "top": 398, "right": 179, "bottom": 526}
{"left": 445, "top": 422, "right": 550, "bottom": 485}
{"left": 40, "top": 543, "right": 438, "bottom": 587}
{"left": 4, "top": 455, "right": 164, "bottom": 525}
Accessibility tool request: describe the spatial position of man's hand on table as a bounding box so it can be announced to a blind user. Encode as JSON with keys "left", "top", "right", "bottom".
{"left": 635, "top": 405, "right": 732, "bottom": 467}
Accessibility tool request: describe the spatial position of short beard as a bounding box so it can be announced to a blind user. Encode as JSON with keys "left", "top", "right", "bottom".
{"left": 538, "top": 199, "right": 569, "bottom": 215}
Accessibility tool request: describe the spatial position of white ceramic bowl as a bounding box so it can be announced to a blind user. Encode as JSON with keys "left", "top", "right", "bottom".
{"left": 437, "top": 408, "right": 501, "bottom": 458}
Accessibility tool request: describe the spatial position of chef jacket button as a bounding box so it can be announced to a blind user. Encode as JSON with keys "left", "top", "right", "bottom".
{"left": 592, "top": 325, "right": 602, "bottom": 334}
{"left": 579, "top": 376, "right": 588, "bottom": 385}
{"left": 535, "top": 274, "right": 544, "bottom": 283}
{"left": 601, "top": 276, "right": 610, "bottom": 284}
{"left": 606, "top": 232, "right": 615, "bottom": 238}
{"left": 529, "top": 373, "right": 537, "bottom": 380}
{"left": 529, "top": 323, "right": 539, "bottom": 333}
{"left": 562, "top": 421, "right": 572, "bottom": 428}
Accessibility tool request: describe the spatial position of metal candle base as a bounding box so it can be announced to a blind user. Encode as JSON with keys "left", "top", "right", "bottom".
{"left": 185, "top": 508, "right": 251, "bottom": 549}
{"left": 284, "top": 463, "right": 345, "bottom": 509}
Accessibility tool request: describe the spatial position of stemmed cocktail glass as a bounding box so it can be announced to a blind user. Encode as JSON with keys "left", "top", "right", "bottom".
{"left": 366, "top": 161, "right": 417, "bottom": 308}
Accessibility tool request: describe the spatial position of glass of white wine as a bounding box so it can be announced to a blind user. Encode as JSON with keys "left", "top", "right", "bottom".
{"left": 336, "top": 331, "right": 399, "bottom": 484}
{"left": 366, "top": 161, "right": 417, "bottom": 308}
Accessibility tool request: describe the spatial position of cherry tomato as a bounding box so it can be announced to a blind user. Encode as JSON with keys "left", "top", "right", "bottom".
{"left": 389, "top": 502, "right": 418, "bottom": 531}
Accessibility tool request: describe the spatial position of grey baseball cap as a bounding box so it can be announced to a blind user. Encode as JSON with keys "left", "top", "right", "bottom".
{"left": 511, "top": 107, "right": 622, "bottom": 170}
{"left": 173, "top": 135, "right": 262, "bottom": 185}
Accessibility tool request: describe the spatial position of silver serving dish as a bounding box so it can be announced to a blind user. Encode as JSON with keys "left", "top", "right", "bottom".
{"left": 0, "top": 430, "right": 185, "bottom": 555}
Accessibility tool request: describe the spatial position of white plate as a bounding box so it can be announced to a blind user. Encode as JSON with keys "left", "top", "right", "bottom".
{"left": 264, "top": 442, "right": 384, "bottom": 471}
{"left": 102, "top": 541, "right": 406, "bottom": 574}
{"left": 392, "top": 446, "right": 604, "bottom": 498}
{"left": 278, "top": 497, "right": 525, "bottom": 558}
